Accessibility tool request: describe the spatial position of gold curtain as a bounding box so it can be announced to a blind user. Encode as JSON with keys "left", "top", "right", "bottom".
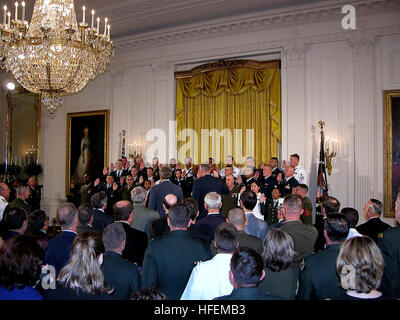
{"left": 176, "top": 61, "right": 281, "bottom": 167}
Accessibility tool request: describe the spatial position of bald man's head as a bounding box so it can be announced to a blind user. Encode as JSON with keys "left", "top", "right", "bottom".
{"left": 227, "top": 208, "right": 247, "bottom": 230}
{"left": 113, "top": 200, "right": 133, "bottom": 222}
{"left": 163, "top": 194, "right": 178, "bottom": 213}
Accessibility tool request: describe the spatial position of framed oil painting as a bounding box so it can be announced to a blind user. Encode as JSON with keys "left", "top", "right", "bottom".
{"left": 66, "top": 110, "right": 109, "bottom": 195}
{"left": 384, "top": 90, "right": 400, "bottom": 218}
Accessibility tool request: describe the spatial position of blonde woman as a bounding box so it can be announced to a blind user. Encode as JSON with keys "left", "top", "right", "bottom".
{"left": 335, "top": 236, "right": 388, "bottom": 300}
{"left": 44, "top": 231, "right": 112, "bottom": 300}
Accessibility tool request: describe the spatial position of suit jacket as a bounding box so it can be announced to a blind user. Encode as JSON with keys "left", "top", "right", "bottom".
{"left": 279, "top": 220, "right": 318, "bottom": 263}
{"left": 215, "top": 287, "right": 284, "bottom": 300}
{"left": 244, "top": 212, "right": 268, "bottom": 241}
{"left": 110, "top": 169, "right": 129, "bottom": 185}
{"left": 172, "top": 179, "right": 191, "bottom": 198}
{"left": 260, "top": 176, "right": 277, "bottom": 200}
{"left": 2, "top": 230, "right": 21, "bottom": 241}
{"left": 192, "top": 175, "right": 230, "bottom": 220}
{"left": 148, "top": 180, "right": 183, "bottom": 217}
{"left": 278, "top": 176, "right": 299, "bottom": 197}
{"left": 44, "top": 230, "right": 77, "bottom": 275}
{"left": 92, "top": 209, "right": 113, "bottom": 234}
{"left": 356, "top": 217, "right": 392, "bottom": 243}
{"left": 101, "top": 251, "right": 141, "bottom": 300}
{"left": 119, "top": 221, "right": 148, "bottom": 267}
{"left": 149, "top": 217, "right": 170, "bottom": 239}
{"left": 95, "top": 183, "right": 120, "bottom": 215}
{"left": 210, "top": 229, "right": 263, "bottom": 256}
{"left": 189, "top": 213, "right": 226, "bottom": 243}
{"left": 297, "top": 244, "right": 344, "bottom": 300}
{"left": 141, "top": 230, "right": 212, "bottom": 300}
{"left": 131, "top": 203, "right": 160, "bottom": 239}
{"left": 378, "top": 226, "right": 400, "bottom": 299}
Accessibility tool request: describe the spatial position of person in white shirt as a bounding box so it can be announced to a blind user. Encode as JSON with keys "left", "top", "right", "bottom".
{"left": 181, "top": 222, "right": 238, "bottom": 300}
{"left": 237, "top": 181, "right": 265, "bottom": 221}
{"left": 282, "top": 154, "right": 307, "bottom": 185}
{"left": 0, "top": 182, "right": 11, "bottom": 221}
{"left": 220, "top": 155, "right": 241, "bottom": 179}
{"left": 341, "top": 207, "right": 363, "bottom": 240}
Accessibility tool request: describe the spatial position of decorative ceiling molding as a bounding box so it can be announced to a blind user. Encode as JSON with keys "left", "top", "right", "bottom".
{"left": 114, "top": 0, "right": 399, "bottom": 51}
{"left": 109, "top": 23, "right": 400, "bottom": 73}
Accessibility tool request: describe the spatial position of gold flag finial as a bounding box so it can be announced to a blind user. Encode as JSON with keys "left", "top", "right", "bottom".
{"left": 318, "top": 120, "right": 325, "bottom": 130}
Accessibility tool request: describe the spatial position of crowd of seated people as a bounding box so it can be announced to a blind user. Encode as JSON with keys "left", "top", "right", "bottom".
{"left": 0, "top": 153, "right": 399, "bottom": 301}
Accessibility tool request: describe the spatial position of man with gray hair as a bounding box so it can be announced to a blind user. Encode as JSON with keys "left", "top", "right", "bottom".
{"left": 192, "top": 163, "right": 230, "bottom": 220}
{"left": 131, "top": 186, "right": 159, "bottom": 239}
{"left": 189, "top": 192, "right": 226, "bottom": 243}
{"left": 102, "top": 223, "right": 141, "bottom": 300}
{"left": 148, "top": 166, "right": 183, "bottom": 217}
{"left": 45, "top": 202, "right": 79, "bottom": 275}
{"left": 356, "top": 198, "right": 392, "bottom": 243}
{"left": 6, "top": 184, "right": 31, "bottom": 215}
{"left": 0, "top": 182, "right": 10, "bottom": 221}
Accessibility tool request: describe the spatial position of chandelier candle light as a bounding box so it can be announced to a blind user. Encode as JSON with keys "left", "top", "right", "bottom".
{"left": 0, "top": 0, "right": 114, "bottom": 118}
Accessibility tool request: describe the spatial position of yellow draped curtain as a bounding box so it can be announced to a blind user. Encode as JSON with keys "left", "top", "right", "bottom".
{"left": 176, "top": 61, "right": 281, "bottom": 167}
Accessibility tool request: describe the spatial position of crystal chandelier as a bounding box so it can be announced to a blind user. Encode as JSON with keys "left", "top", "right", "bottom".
{"left": 0, "top": 0, "right": 114, "bottom": 118}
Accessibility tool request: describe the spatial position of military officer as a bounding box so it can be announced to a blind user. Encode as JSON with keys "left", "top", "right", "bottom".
{"left": 120, "top": 174, "right": 137, "bottom": 202}
{"left": 260, "top": 164, "right": 278, "bottom": 200}
{"left": 277, "top": 166, "right": 299, "bottom": 197}
{"left": 263, "top": 188, "right": 282, "bottom": 225}
{"left": 270, "top": 157, "right": 285, "bottom": 181}
{"left": 221, "top": 175, "right": 241, "bottom": 218}
{"left": 287, "top": 154, "right": 307, "bottom": 185}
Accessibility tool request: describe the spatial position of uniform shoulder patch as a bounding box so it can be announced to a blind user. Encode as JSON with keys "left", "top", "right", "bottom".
{"left": 378, "top": 233, "right": 384, "bottom": 239}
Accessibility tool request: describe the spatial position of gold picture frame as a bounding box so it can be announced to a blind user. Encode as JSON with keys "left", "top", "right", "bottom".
{"left": 66, "top": 110, "right": 109, "bottom": 196}
{"left": 383, "top": 89, "right": 400, "bottom": 218}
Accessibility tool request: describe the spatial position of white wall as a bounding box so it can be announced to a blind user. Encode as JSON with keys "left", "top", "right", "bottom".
{"left": 25, "top": 0, "right": 400, "bottom": 224}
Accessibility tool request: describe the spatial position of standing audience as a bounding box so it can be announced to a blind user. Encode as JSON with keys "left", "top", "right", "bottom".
{"left": 142, "top": 203, "right": 212, "bottom": 299}
{"left": 181, "top": 222, "right": 238, "bottom": 300}
{"left": 258, "top": 229, "right": 298, "bottom": 299}
{"left": 101, "top": 223, "right": 141, "bottom": 300}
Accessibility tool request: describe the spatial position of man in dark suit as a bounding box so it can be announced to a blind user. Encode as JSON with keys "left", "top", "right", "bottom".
{"left": 113, "top": 200, "right": 148, "bottom": 267}
{"left": 215, "top": 247, "right": 284, "bottom": 300}
{"left": 28, "top": 209, "right": 49, "bottom": 241}
{"left": 356, "top": 198, "right": 392, "bottom": 243}
{"left": 279, "top": 194, "right": 318, "bottom": 264}
{"left": 270, "top": 157, "right": 285, "bottom": 181}
{"left": 110, "top": 159, "right": 129, "bottom": 186}
{"left": 27, "top": 176, "right": 42, "bottom": 211}
{"left": 149, "top": 194, "right": 177, "bottom": 239}
{"left": 378, "top": 193, "right": 400, "bottom": 299}
{"left": 77, "top": 203, "right": 95, "bottom": 235}
{"left": 297, "top": 213, "right": 349, "bottom": 300}
{"left": 91, "top": 191, "right": 113, "bottom": 234}
{"left": 240, "top": 190, "right": 268, "bottom": 241}
{"left": 94, "top": 174, "right": 120, "bottom": 216}
{"left": 102, "top": 223, "right": 141, "bottom": 300}
{"left": 189, "top": 192, "right": 226, "bottom": 243}
{"left": 192, "top": 163, "right": 229, "bottom": 220}
{"left": 142, "top": 203, "right": 212, "bottom": 299}
{"left": 314, "top": 196, "right": 341, "bottom": 252}
{"left": 44, "top": 203, "right": 79, "bottom": 275}
{"left": 2, "top": 207, "right": 28, "bottom": 241}
{"left": 148, "top": 166, "right": 183, "bottom": 217}
{"left": 277, "top": 166, "right": 299, "bottom": 197}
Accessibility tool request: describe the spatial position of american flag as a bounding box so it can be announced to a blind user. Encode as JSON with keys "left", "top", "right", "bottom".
{"left": 121, "top": 129, "right": 126, "bottom": 158}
